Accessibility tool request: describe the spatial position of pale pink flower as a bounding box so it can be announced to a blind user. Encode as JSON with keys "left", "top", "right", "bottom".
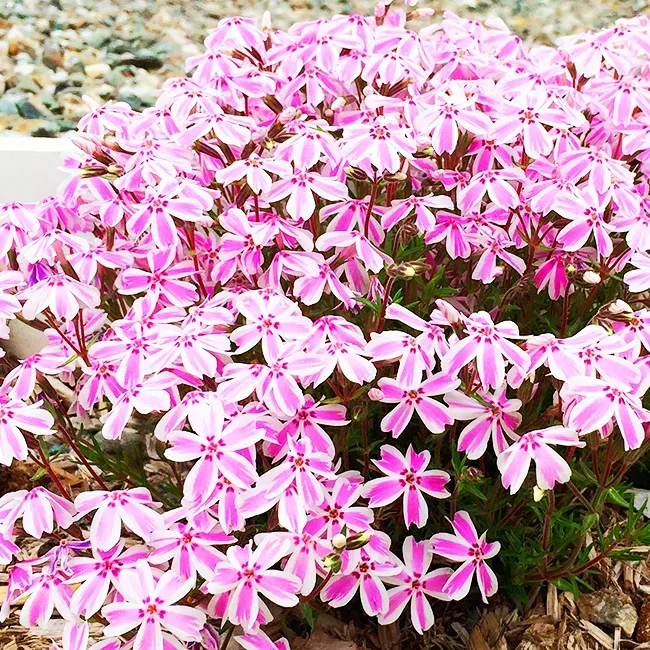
{"left": 20, "top": 273, "right": 100, "bottom": 321}
{"left": 430, "top": 511, "right": 500, "bottom": 603}
{"left": 0, "top": 394, "right": 55, "bottom": 466}
{"left": 102, "top": 560, "right": 206, "bottom": 650}
{"left": 366, "top": 331, "right": 434, "bottom": 387}
{"left": 364, "top": 445, "right": 450, "bottom": 529}
{"left": 265, "top": 170, "right": 348, "bottom": 222}
{"left": 74, "top": 488, "right": 163, "bottom": 551}
{"left": 1, "top": 488, "right": 74, "bottom": 539}
{"left": 165, "top": 394, "right": 264, "bottom": 504}
{"left": 562, "top": 376, "right": 650, "bottom": 450}
{"left": 381, "top": 194, "right": 454, "bottom": 232}
{"left": 377, "top": 373, "right": 459, "bottom": 438}
{"left": 442, "top": 312, "right": 530, "bottom": 391}
{"left": 207, "top": 538, "right": 301, "bottom": 632}
{"left": 68, "top": 542, "right": 149, "bottom": 617}
{"left": 321, "top": 546, "right": 400, "bottom": 616}
{"left": 378, "top": 537, "right": 452, "bottom": 633}
{"left": 457, "top": 168, "right": 525, "bottom": 212}
{"left": 445, "top": 388, "right": 522, "bottom": 459}
{"left": 216, "top": 155, "right": 292, "bottom": 194}
{"left": 497, "top": 426, "right": 584, "bottom": 494}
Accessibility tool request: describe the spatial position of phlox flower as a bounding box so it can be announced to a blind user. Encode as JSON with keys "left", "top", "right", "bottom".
{"left": 384, "top": 302, "right": 452, "bottom": 359}
{"left": 165, "top": 394, "right": 264, "bottom": 504}
{"left": 102, "top": 560, "right": 206, "bottom": 650}
{"left": 309, "top": 477, "right": 374, "bottom": 538}
{"left": 74, "top": 487, "right": 163, "bottom": 551}
{"left": 321, "top": 546, "right": 400, "bottom": 616}
{"left": 215, "top": 154, "right": 293, "bottom": 194}
{"left": 562, "top": 376, "right": 650, "bottom": 450}
{"left": 366, "top": 331, "right": 434, "bottom": 387}
{"left": 149, "top": 514, "right": 234, "bottom": 581}
{"left": 18, "top": 565, "right": 73, "bottom": 627}
{"left": 378, "top": 537, "right": 452, "bottom": 634}
{"left": 20, "top": 273, "right": 100, "bottom": 321}
{"left": 316, "top": 230, "right": 388, "bottom": 274}
{"left": 239, "top": 438, "right": 335, "bottom": 532}
{"left": 207, "top": 538, "right": 301, "bottom": 632}
{"left": 272, "top": 396, "right": 348, "bottom": 458}
{"left": 624, "top": 250, "right": 650, "bottom": 292}
{"left": 235, "top": 631, "right": 290, "bottom": 650}
{"left": 457, "top": 168, "right": 525, "bottom": 212}
{"left": 1, "top": 487, "right": 75, "bottom": 539}
{"left": 445, "top": 387, "right": 522, "bottom": 459}
{"left": 497, "top": 426, "right": 584, "bottom": 494}
{"left": 0, "top": 393, "right": 55, "bottom": 466}
{"left": 554, "top": 187, "right": 615, "bottom": 258}
{"left": 230, "top": 290, "right": 312, "bottom": 361}
{"left": 265, "top": 170, "right": 348, "bottom": 222}
{"left": 342, "top": 115, "right": 416, "bottom": 174}
{"left": 381, "top": 194, "right": 454, "bottom": 232}
{"left": 442, "top": 312, "right": 530, "bottom": 390}
{"left": 364, "top": 445, "right": 451, "bottom": 528}
{"left": 376, "top": 373, "right": 459, "bottom": 438}
{"left": 68, "top": 542, "right": 149, "bottom": 617}
{"left": 254, "top": 528, "right": 331, "bottom": 597}
{"left": 430, "top": 510, "right": 500, "bottom": 603}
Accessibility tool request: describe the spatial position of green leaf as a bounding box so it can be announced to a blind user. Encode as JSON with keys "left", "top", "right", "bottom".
{"left": 30, "top": 467, "right": 47, "bottom": 481}
{"left": 300, "top": 603, "right": 317, "bottom": 631}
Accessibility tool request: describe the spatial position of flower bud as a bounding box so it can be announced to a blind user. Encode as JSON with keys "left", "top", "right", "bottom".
{"left": 331, "top": 97, "right": 347, "bottom": 111}
{"left": 322, "top": 553, "right": 343, "bottom": 573}
{"left": 332, "top": 533, "right": 347, "bottom": 550}
{"left": 582, "top": 270, "right": 601, "bottom": 285}
{"left": 435, "top": 299, "right": 461, "bottom": 326}
{"left": 261, "top": 10, "right": 272, "bottom": 30}
{"left": 345, "top": 530, "right": 371, "bottom": 550}
{"left": 368, "top": 387, "right": 384, "bottom": 401}
{"left": 533, "top": 486, "right": 547, "bottom": 502}
{"left": 278, "top": 107, "right": 298, "bottom": 124}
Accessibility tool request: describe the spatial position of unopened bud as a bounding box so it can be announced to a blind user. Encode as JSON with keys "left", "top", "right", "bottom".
{"left": 368, "top": 387, "right": 384, "bottom": 401}
{"left": 261, "top": 10, "right": 272, "bottom": 30}
{"left": 435, "top": 299, "right": 461, "bottom": 326}
{"left": 331, "top": 97, "right": 346, "bottom": 111}
{"left": 582, "top": 270, "right": 602, "bottom": 285}
{"left": 345, "top": 530, "right": 371, "bottom": 551}
{"left": 609, "top": 299, "right": 632, "bottom": 315}
{"left": 323, "top": 553, "right": 343, "bottom": 573}
{"left": 565, "top": 263, "right": 577, "bottom": 276}
{"left": 533, "top": 486, "right": 547, "bottom": 502}
{"left": 278, "top": 107, "right": 298, "bottom": 124}
{"left": 106, "top": 164, "right": 123, "bottom": 176}
{"left": 332, "top": 533, "right": 347, "bottom": 550}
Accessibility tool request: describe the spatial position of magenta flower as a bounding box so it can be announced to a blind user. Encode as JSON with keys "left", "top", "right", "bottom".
{"left": 457, "top": 168, "right": 525, "bottom": 212}
{"left": 497, "top": 426, "right": 585, "bottom": 494}
{"left": 376, "top": 373, "right": 459, "bottom": 438}
{"left": 378, "top": 537, "right": 452, "bottom": 633}
{"left": 442, "top": 312, "right": 530, "bottom": 391}
{"left": 207, "top": 538, "right": 301, "bottom": 632}
{"left": 19, "top": 565, "right": 73, "bottom": 627}
{"left": 102, "top": 560, "right": 206, "bottom": 650}
{"left": 364, "top": 445, "right": 450, "bottom": 529}
{"left": 431, "top": 511, "right": 500, "bottom": 603}
{"left": 74, "top": 488, "right": 163, "bottom": 551}
{"left": 366, "top": 331, "right": 434, "bottom": 388}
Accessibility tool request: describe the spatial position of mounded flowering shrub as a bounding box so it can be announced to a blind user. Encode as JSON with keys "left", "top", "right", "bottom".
{"left": 4, "top": 1, "right": 650, "bottom": 647}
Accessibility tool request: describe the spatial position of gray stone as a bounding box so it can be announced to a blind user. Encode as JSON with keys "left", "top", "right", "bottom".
{"left": 0, "top": 96, "right": 19, "bottom": 115}
{"left": 578, "top": 589, "right": 638, "bottom": 637}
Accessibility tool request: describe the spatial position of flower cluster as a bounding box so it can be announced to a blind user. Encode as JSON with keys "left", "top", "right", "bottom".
{"left": 2, "top": 1, "right": 650, "bottom": 648}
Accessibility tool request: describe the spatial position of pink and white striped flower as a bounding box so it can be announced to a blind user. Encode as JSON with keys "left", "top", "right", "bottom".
{"left": 364, "top": 445, "right": 451, "bottom": 528}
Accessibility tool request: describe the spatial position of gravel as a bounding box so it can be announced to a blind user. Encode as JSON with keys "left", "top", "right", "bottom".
{"left": 0, "top": 0, "right": 648, "bottom": 137}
